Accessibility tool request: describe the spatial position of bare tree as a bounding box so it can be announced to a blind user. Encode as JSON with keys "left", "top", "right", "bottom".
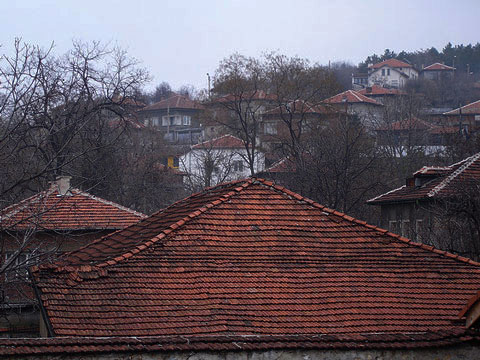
{"left": 0, "top": 39, "right": 149, "bottom": 333}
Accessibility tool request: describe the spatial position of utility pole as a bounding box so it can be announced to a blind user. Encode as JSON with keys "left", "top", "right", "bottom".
{"left": 206, "top": 73, "right": 211, "bottom": 99}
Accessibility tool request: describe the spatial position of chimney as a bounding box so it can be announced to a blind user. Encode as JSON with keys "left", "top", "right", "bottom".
{"left": 55, "top": 176, "right": 72, "bottom": 196}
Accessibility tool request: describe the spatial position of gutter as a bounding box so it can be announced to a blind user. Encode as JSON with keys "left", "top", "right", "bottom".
{"left": 28, "top": 268, "right": 54, "bottom": 337}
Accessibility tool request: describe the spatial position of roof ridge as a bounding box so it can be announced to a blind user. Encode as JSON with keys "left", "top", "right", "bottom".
{"left": 0, "top": 186, "right": 56, "bottom": 224}
{"left": 254, "top": 178, "right": 480, "bottom": 268}
{"left": 75, "top": 189, "right": 147, "bottom": 219}
{"left": 444, "top": 100, "right": 480, "bottom": 114}
{"left": 428, "top": 152, "right": 480, "bottom": 197}
{"left": 367, "top": 185, "right": 406, "bottom": 203}
{"left": 94, "top": 179, "right": 254, "bottom": 268}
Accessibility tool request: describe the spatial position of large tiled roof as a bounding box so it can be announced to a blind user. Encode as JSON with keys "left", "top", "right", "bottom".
{"left": 191, "top": 134, "right": 246, "bottom": 149}
{"left": 212, "top": 90, "right": 277, "bottom": 103}
{"left": 368, "top": 153, "right": 480, "bottom": 204}
{"left": 444, "top": 100, "right": 480, "bottom": 115}
{"left": 0, "top": 185, "right": 146, "bottom": 231}
{"left": 369, "top": 58, "right": 413, "bottom": 69}
{"left": 141, "top": 94, "right": 204, "bottom": 111}
{"left": 323, "top": 90, "right": 381, "bottom": 105}
{"left": 32, "top": 178, "right": 480, "bottom": 344}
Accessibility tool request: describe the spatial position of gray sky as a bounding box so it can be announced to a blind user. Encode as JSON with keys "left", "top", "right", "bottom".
{"left": 1, "top": 0, "right": 479, "bottom": 91}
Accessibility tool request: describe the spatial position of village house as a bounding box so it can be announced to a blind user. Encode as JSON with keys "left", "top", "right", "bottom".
{"left": 0, "top": 176, "right": 146, "bottom": 337}
{"left": 179, "top": 134, "right": 265, "bottom": 189}
{"left": 322, "top": 89, "right": 383, "bottom": 129}
{"left": 443, "top": 99, "right": 480, "bottom": 134}
{"left": 137, "top": 94, "right": 204, "bottom": 144}
{"left": 367, "top": 153, "right": 480, "bottom": 257}
{"left": 367, "top": 58, "right": 419, "bottom": 88}
{"left": 3, "top": 178, "right": 480, "bottom": 358}
{"left": 421, "top": 62, "right": 456, "bottom": 81}
{"left": 375, "top": 116, "right": 458, "bottom": 157}
{"left": 357, "top": 84, "right": 406, "bottom": 104}
{"left": 259, "top": 100, "right": 336, "bottom": 155}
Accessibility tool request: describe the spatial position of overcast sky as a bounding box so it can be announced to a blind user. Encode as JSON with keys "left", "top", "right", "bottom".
{"left": 1, "top": 0, "right": 479, "bottom": 91}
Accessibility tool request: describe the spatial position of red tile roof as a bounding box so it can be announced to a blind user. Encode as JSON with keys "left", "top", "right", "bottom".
{"left": 423, "top": 63, "right": 455, "bottom": 71}
{"left": 0, "top": 185, "right": 146, "bottom": 231}
{"left": 358, "top": 85, "right": 405, "bottom": 96}
{"left": 32, "top": 178, "right": 480, "bottom": 344}
{"left": 323, "top": 90, "right": 381, "bottom": 106}
{"left": 368, "top": 153, "right": 480, "bottom": 204}
{"left": 191, "top": 134, "right": 246, "bottom": 149}
{"left": 141, "top": 94, "right": 204, "bottom": 111}
{"left": 369, "top": 59, "right": 413, "bottom": 69}
{"left": 444, "top": 100, "right": 480, "bottom": 115}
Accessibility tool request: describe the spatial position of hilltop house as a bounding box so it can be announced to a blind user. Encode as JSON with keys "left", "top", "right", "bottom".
{"left": 421, "top": 62, "right": 455, "bottom": 81}
{"left": 137, "top": 94, "right": 204, "bottom": 144}
{"left": 367, "top": 59, "right": 418, "bottom": 88}
{"left": 0, "top": 176, "right": 146, "bottom": 337}
{"left": 322, "top": 89, "right": 383, "bottom": 129}
{"left": 368, "top": 153, "right": 480, "bottom": 258}
{"left": 11, "top": 178, "right": 480, "bottom": 358}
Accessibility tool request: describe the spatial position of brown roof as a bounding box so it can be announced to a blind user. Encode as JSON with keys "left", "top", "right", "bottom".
{"left": 369, "top": 59, "right": 413, "bottom": 69}
{"left": 444, "top": 100, "right": 480, "bottom": 115}
{"left": 423, "top": 63, "right": 455, "bottom": 71}
{"left": 141, "top": 94, "right": 204, "bottom": 111}
{"left": 323, "top": 90, "right": 381, "bottom": 106}
{"left": 263, "top": 157, "right": 296, "bottom": 173}
{"left": 358, "top": 85, "right": 406, "bottom": 97}
{"left": 0, "top": 184, "right": 146, "bottom": 231}
{"left": 32, "top": 178, "right": 480, "bottom": 344}
{"left": 368, "top": 153, "right": 480, "bottom": 204}
{"left": 191, "top": 134, "right": 246, "bottom": 149}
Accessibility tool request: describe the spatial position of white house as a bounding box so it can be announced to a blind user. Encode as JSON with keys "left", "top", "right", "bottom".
{"left": 368, "top": 59, "right": 418, "bottom": 88}
{"left": 180, "top": 134, "right": 265, "bottom": 189}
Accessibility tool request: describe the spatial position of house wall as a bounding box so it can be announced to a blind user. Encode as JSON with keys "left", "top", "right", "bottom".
{"left": 180, "top": 148, "right": 265, "bottom": 188}
{"left": 7, "top": 344, "right": 480, "bottom": 360}
{"left": 368, "top": 67, "right": 418, "bottom": 88}
{"left": 378, "top": 201, "right": 431, "bottom": 241}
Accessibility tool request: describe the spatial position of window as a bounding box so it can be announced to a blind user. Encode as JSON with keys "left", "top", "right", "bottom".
{"left": 415, "top": 219, "right": 424, "bottom": 241}
{"left": 382, "top": 69, "right": 385, "bottom": 76}
{"left": 183, "top": 115, "right": 191, "bottom": 125}
{"left": 5, "top": 251, "right": 31, "bottom": 280}
{"left": 233, "top": 160, "right": 244, "bottom": 172}
{"left": 162, "top": 116, "right": 182, "bottom": 126}
{"left": 401, "top": 220, "right": 410, "bottom": 238}
{"left": 387, "top": 69, "right": 390, "bottom": 76}
{"left": 388, "top": 220, "right": 398, "bottom": 233}
{"left": 264, "top": 122, "right": 277, "bottom": 135}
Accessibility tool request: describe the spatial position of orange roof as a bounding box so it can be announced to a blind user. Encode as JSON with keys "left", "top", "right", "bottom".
{"left": 141, "top": 94, "right": 204, "bottom": 111}
{"left": 368, "top": 153, "right": 480, "bottom": 204}
{"left": 358, "top": 85, "right": 405, "bottom": 96}
{"left": 423, "top": 63, "right": 455, "bottom": 71}
{"left": 369, "top": 58, "right": 413, "bottom": 69}
{"left": 0, "top": 184, "right": 146, "bottom": 231}
{"left": 323, "top": 90, "right": 381, "bottom": 105}
{"left": 444, "top": 100, "right": 480, "bottom": 115}
{"left": 32, "top": 178, "right": 480, "bottom": 344}
{"left": 191, "top": 134, "right": 246, "bottom": 149}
